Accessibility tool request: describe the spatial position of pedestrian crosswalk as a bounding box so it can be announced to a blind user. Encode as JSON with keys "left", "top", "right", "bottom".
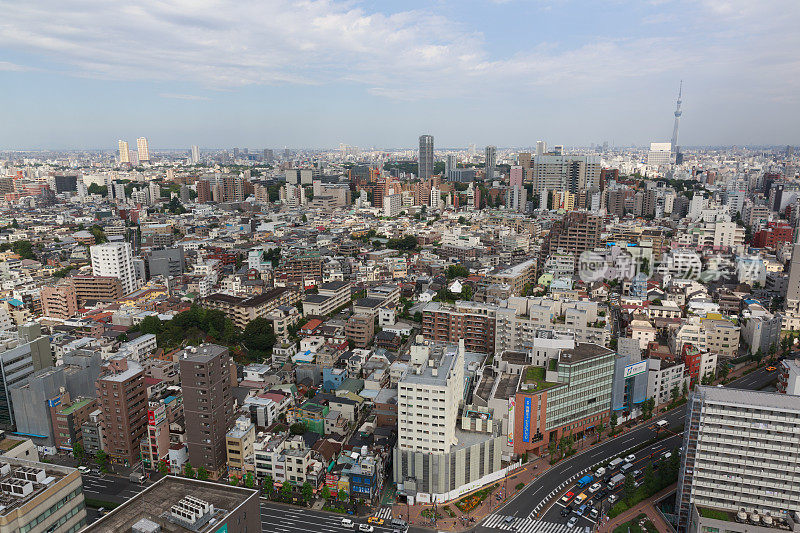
{"left": 374, "top": 506, "right": 393, "bottom": 520}
{"left": 482, "top": 513, "right": 572, "bottom": 533}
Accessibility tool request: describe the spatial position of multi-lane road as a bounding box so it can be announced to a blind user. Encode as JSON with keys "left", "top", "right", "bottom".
{"left": 476, "top": 367, "right": 778, "bottom": 532}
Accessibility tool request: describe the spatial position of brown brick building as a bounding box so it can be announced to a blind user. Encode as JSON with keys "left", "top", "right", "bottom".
{"left": 346, "top": 314, "right": 374, "bottom": 349}
{"left": 95, "top": 358, "right": 147, "bottom": 466}
{"left": 41, "top": 284, "right": 78, "bottom": 319}
{"left": 70, "top": 275, "right": 124, "bottom": 305}
{"left": 179, "top": 344, "right": 234, "bottom": 476}
{"left": 422, "top": 301, "right": 497, "bottom": 353}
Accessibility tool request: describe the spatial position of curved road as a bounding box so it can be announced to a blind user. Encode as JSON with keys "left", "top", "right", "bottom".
{"left": 477, "top": 367, "right": 778, "bottom": 531}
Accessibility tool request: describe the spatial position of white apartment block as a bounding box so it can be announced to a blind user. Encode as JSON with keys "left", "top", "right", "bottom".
{"left": 647, "top": 357, "right": 688, "bottom": 406}
{"left": 677, "top": 387, "right": 800, "bottom": 530}
{"left": 90, "top": 242, "right": 138, "bottom": 295}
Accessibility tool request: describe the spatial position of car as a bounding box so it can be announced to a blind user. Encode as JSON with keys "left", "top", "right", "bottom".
{"left": 662, "top": 451, "right": 673, "bottom": 460}
{"left": 358, "top": 525, "right": 374, "bottom": 532}
{"left": 607, "top": 494, "right": 618, "bottom": 505}
{"left": 504, "top": 516, "right": 515, "bottom": 524}
{"left": 632, "top": 469, "right": 641, "bottom": 478}
{"left": 577, "top": 504, "right": 587, "bottom": 516}
{"left": 341, "top": 518, "right": 355, "bottom": 529}
{"left": 766, "top": 366, "right": 776, "bottom": 371}
{"left": 594, "top": 467, "right": 606, "bottom": 478}
{"left": 624, "top": 454, "right": 636, "bottom": 463}
{"left": 367, "top": 518, "right": 384, "bottom": 525}
{"left": 77, "top": 466, "right": 91, "bottom": 474}
{"left": 574, "top": 492, "right": 588, "bottom": 505}
{"left": 603, "top": 473, "right": 614, "bottom": 483}
{"left": 597, "top": 488, "right": 609, "bottom": 499}
{"left": 588, "top": 482, "right": 601, "bottom": 493}
{"left": 560, "top": 491, "right": 575, "bottom": 504}
{"left": 561, "top": 507, "right": 572, "bottom": 517}
{"left": 567, "top": 516, "right": 578, "bottom": 528}
{"left": 589, "top": 508, "right": 599, "bottom": 520}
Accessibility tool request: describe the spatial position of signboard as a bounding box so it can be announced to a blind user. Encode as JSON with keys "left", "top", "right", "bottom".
{"left": 48, "top": 396, "right": 62, "bottom": 408}
{"left": 623, "top": 361, "right": 648, "bottom": 379}
{"left": 148, "top": 404, "right": 166, "bottom": 427}
{"left": 522, "top": 397, "right": 532, "bottom": 442}
{"left": 507, "top": 398, "right": 515, "bottom": 447}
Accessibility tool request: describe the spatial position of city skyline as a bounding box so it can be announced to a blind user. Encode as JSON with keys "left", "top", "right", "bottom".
{"left": 2, "top": 0, "right": 800, "bottom": 149}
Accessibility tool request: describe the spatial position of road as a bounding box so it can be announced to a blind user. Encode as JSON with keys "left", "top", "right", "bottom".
{"left": 476, "top": 367, "right": 777, "bottom": 533}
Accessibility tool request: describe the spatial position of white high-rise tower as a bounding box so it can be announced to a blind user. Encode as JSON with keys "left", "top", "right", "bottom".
{"left": 90, "top": 242, "right": 138, "bottom": 294}
{"left": 671, "top": 81, "right": 682, "bottom": 153}
{"left": 118, "top": 140, "right": 130, "bottom": 164}
{"left": 136, "top": 137, "right": 150, "bottom": 162}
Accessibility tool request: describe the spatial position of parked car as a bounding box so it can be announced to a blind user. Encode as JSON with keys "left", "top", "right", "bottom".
{"left": 567, "top": 516, "right": 578, "bottom": 528}
{"left": 588, "top": 482, "right": 601, "bottom": 493}
{"left": 358, "top": 525, "right": 374, "bottom": 532}
{"left": 561, "top": 491, "right": 575, "bottom": 504}
{"left": 624, "top": 454, "right": 636, "bottom": 463}
{"left": 77, "top": 466, "right": 90, "bottom": 474}
{"left": 561, "top": 507, "right": 571, "bottom": 517}
{"left": 594, "top": 467, "right": 606, "bottom": 478}
{"left": 589, "top": 508, "right": 599, "bottom": 520}
{"left": 607, "top": 494, "right": 618, "bottom": 505}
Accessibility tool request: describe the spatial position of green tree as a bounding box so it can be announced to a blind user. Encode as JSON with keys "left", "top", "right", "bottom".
{"left": 641, "top": 397, "right": 655, "bottom": 420}
{"left": 609, "top": 413, "right": 618, "bottom": 434}
{"left": 242, "top": 317, "right": 277, "bottom": 358}
{"left": 197, "top": 466, "right": 209, "bottom": 480}
{"left": 669, "top": 385, "right": 679, "bottom": 405}
{"left": 158, "top": 460, "right": 169, "bottom": 476}
{"left": 138, "top": 315, "right": 164, "bottom": 335}
{"left": 290, "top": 422, "right": 306, "bottom": 435}
{"left": 183, "top": 463, "right": 195, "bottom": 479}
{"left": 95, "top": 451, "right": 109, "bottom": 473}
{"left": 719, "top": 364, "right": 730, "bottom": 381}
{"left": 754, "top": 347, "right": 764, "bottom": 362}
{"left": 301, "top": 481, "right": 313, "bottom": 503}
{"left": 263, "top": 475, "right": 274, "bottom": 497}
{"left": 681, "top": 380, "right": 689, "bottom": 397}
{"left": 446, "top": 264, "right": 469, "bottom": 279}
{"left": 72, "top": 442, "right": 84, "bottom": 462}
{"left": 321, "top": 486, "right": 331, "bottom": 501}
{"left": 281, "top": 481, "right": 293, "bottom": 501}
{"left": 302, "top": 214, "right": 308, "bottom": 223}
{"left": 643, "top": 464, "right": 656, "bottom": 494}
{"left": 623, "top": 474, "right": 636, "bottom": 504}
{"left": 89, "top": 225, "right": 108, "bottom": 244}
{"left": 595, "top": 421, "right": 605, "bottom": 443}
{"left": 413, "top": 311, "right": 422, "bottom": 323}
{"left": 548, "top": 439, "right": 558, "bottom": 460}
{"left": 11, "top": 219, "right": 19, "bottom": 229}
{"left": 230, "top": 474, "right": 240, "bottom": 486}
{"left": 244, "top": 472, "right": 255, "bottom": 488}
{"left": 338, "top": 489, "right": 348, "bottom": 501}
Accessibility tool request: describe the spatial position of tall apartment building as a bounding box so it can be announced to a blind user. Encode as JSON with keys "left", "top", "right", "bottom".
{"left": 136, "top": 137, "right": 150, "bottom": 162}
{"left": 191, "top": 145, "right": 200, "bottom": 164}
{"left": 203, "top": 287, "right": 301, "bottom": 329}
{"left": 422, "top": 301, "right": 499, "bottom": 353}
{"left": 118, "top": 140, "right": 130, "bottom": 164}
{"left": 485, "top": 145, "right": 497, "bottom": 179}
{"left": 531, "top": 155, "right": 601, "bottom": 195}
{"left": 69, "top": 275, "right": 123, "bottom": 304}
{"left": 419, "top": 135, "right": 434, "bottom": 181}
{"left": 0, "top": 458, "right": 86, "bottom": 533}
{"left": 179, "top": 344, "right": 235, "bottom": 476}
{"left": 41, "top": 284, "right": 78, "bottom": 319}
{"left": 196, "top": 179, "right": 212, "bottom": 203}
{"left": 539, "top": 211, "right": 602, "bottom": 271}
{"left": 90, "top": 242, "right": 137, "bottom": 295}
{"left": 346, "top": 314, "right": 374, "bottom": 349}
{"left": 677, "top": 387, "right": 800, "bottom": 532}
{"left": 277, "top": 250, "right": 323, "bottom": 285}
{"left": 95, "top": 358, "right": 147, "bottom": 466}
{"left": 51, "top": 396, "right": 97, "bottom": 452}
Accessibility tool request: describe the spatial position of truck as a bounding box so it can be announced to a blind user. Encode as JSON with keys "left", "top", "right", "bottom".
{"left": 576, "top": 475, "right": 594, "bottom": 488}
{"left": 608, "top": 457, "right": 624, "bottom": 470}
{"left": 607, "top": 473, "right": 625, "bottom": 490}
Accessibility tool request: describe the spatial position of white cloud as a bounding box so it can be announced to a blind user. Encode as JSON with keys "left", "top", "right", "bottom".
{"left": 0, "top": 0, "right": 798, "bottom": 106}
{"left": 159, "top": 93, "right": 211, "bottom": 101}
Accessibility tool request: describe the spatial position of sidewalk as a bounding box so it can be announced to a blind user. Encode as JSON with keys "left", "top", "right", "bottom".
{"left": 597, "top": 484, "right": 676, "bottom": 533}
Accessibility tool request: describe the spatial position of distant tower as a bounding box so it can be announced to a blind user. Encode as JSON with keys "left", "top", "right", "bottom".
{"left": 419, "top": 135, "right": 434, "bottom": 181}
{"left": 485, "top": 145, "right": 497, "bottom": 179}
{"left": 136, "top": 137, "right": 150, "bottom": 162}
{"left": 671, "top": 81, "right": 683, "bottom": 154}
{"left": 118, "top": 140, "right": 130, "bottom": 164}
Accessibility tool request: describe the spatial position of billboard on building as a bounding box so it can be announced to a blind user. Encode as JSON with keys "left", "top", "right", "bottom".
{"left": 623, "top": 361, "right": 648, "bottom": 378}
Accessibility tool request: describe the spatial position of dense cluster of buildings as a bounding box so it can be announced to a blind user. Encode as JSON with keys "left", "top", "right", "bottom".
{"left": 0, "top": 139, "right": 798, "bottom": 526}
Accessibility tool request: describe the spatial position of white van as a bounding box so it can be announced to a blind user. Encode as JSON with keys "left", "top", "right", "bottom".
{"left": 594, "top": 467, "right": 606, "bottom": 478}
{"left": 341, "top": 518, "right": 355, "bottom": 529}
{"left": 656, "top": 419, "right": 668, "bottom": 430}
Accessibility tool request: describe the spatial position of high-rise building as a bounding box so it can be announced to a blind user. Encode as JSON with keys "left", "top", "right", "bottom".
{"left": 531, "top": 155, "right": 601, "bottom": 195}
{"left": 90, "top": 242, "right": 138, "bottom": 295}
{"left": 535, "top": 140, "right": 546, "bottom": 158}
{"left": 95, "top": 358, "right": 147, "bottom": 466}
{"left": 136, "top": 137, "right": 150, "bottom": 162}
{"left": 510, "top": 165, "right": 523, "bottom": 187}
{"left": 539, "top": 212, "right": 603, "bottom": 271}
{"left": 786, "top": 233, "right": 800, "bottom": 310}
{"left": 190, "top": 145, "right": 200, "bottom": 164}
{"left": 118, "top": 140, "right": 130, "bottom": 164}
{"left": 418, "top": 135, "right": 434, "bottom": 181}
{"left": 0, "top": 323, "right": 52, "bottom": 430}
{"left": 485, "top": 145, "right": 497, "bottom": 179}
{"left": 519, "top": 152, "right": 531, "bottom": 174}
{"left": 647, "top": 142, "right": 672, "bottom": 167}
{"left": 677, "top": 386, "right": 800, "bottom": 532}
{"left": 41, "top": 284, "right": 78, "bottom": 319}
{"left": 196, "top": 179, "right": 212, "bottom": 203}
{"left": 179, "top": 344, "right": 234, "bottom": 476}
{"left": 445, "top": 154, "right": 457, "bottom": 179}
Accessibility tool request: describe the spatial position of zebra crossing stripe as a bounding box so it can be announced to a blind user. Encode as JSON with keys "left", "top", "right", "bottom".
{"left": 481, "top": 514, "right": 570, "bottom": 533}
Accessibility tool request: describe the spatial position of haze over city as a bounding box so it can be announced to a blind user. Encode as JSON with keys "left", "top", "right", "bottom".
{"left": 3, "top": 0, "right": 800, "bottom": 149}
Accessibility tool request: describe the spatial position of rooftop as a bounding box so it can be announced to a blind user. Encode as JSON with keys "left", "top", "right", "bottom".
{"left": 560, "top": 343, "right": 615, "bottom": 364}
{"left": 83, "top": 475, "right": 258, "bottom": 532}
{"left": 177, "top": 343, "right": 228, "bottom": 363}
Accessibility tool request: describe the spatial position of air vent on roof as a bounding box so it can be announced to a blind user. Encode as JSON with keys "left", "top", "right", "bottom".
{"left": 1, "top": 478, "right": 32, "bottom": 498}
{"left": 13, "top": 467, "right": 46, "bottom": 484}
{"left": 0, "top": 464, "right": 10, "bottom": 477}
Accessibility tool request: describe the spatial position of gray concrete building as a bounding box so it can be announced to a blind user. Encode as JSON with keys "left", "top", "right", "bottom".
{"left": 9, "top": 366, "right": 65, "bottom": 444}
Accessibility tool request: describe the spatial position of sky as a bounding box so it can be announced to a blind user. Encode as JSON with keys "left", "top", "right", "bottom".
{"left": 1, "top": 0, "right": 799, "bottom": 150}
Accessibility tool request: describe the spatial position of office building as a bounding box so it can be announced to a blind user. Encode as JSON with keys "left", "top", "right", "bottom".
{"left": 90, "top": 242, "right": 137, "bottom": 295}
{"left": 445, "top": 154, "right": 457, "bottom": 179}
{"left": 51, "top": 396, "right": 97, "bottom": 452}
{"left": 179, "top": 344, "right": 235, "bottom": 476}
{"left": 531, "top": 155, "right": 601, "bottom": 195}
{"left": 677, "top": 387, "right": 800, "bottom": 531}
{"left": 394, "top": 340, "right": 504, "bottom": 499}
{"left": 69, "top": 276, "right": 123, "bottom": 305}
{"left": 190, "top": 145, "right": 200, "bottom": 164}
{"left": 9, "top": 366, "right": 66, "bottom": 443}
{"left": 422, "top": 301, "right": 498, "bottom": 354}
{"left": 0, "top": 458, "right": 86, "bottom": 533}
{"left": 83, "top": 475, "right": 259, "bottom": 533}
{"left": 536, "top": 140, "right": 546, "bottom": 158}
{"left": 419, "top": 135, "right": 434, "bottom": 181}
{"left": 485, "top": 145, "right": 497, "bottom": 179}
{"left": 118, "top": 140, "right": 130, "bottom": 164}
{"left": 95, "top": 358, "right": 147, "bottom": 466}
{"left": 137, "top": 137, "right": 150, "bottom": 163}
{"left": 0, "top": 323, "right": 52, "bottom": 430}
{"left": 647, "top": 142, "right": 672, "bottom": 167}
